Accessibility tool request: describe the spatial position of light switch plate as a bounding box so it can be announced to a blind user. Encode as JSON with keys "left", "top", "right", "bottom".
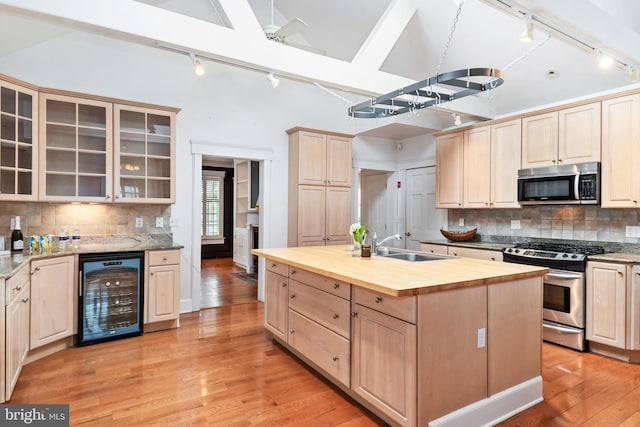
{"left": 458, "top": 218, "right": 464, "bottom": 227}
{"left": 511, "top": 220, "right": 521, "bottom": 229}
{"left": 135, "top": 217, "right": 143, "bottom": 228}
{"left": 156, "top": 217, "right": 164, "bottom": 228}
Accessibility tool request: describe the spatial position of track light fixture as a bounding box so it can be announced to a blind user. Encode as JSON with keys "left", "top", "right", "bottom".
{"left": 190, "top": 53, "right": 205, "bottom": 76}
{"left": 518, "top": 15, "right": 534, "bottom": 43}
{"left": 597, "top": 51, "right": 614, "bottom": 68}
{"left": 629, "top": 67, "right": 639, "bottom": 83}
{"left": 452, "top": 113, "right": 462, "bottom": 126}
{"left": 267, "top": 73, "right": 280, "bottom": 88}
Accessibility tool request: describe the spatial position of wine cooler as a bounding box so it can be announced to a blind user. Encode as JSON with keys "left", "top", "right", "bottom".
{"left": 78, "top": 252, "right": 144, "bottom": 346}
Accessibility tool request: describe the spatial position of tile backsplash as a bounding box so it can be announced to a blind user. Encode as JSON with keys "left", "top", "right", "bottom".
{"left": 448, "top": 206, "right": 640, "bottom": 243}
{"left": 0, "top": 202, "right": 172, "bottom": 239}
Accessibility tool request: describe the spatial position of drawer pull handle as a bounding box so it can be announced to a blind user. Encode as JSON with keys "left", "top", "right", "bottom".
{"left": 14, "top": 285, "right": 21, "bottom": 291}
{"left": 271, "top": 263, "right": 276, "bottom": 268}
{"left": 291, "top": 270, "right": 296, "bottom": 275}
{"left": 332, "top": 313, "right": 339, "bottom": 319}
{"left": 163, "top": 257, "right": 168, "bottom": 261}
{"left": 30, "top": 266, "right": 41, "bottom": 275}
{"left": 333, "top": 283, "right": 340, "bottom": 289}
{"left": 375, "top": 296, "right": 383, "bottom": 303}
{"left": 290, "top": 294, "right": 296, "bottom": 299}
{"left": 351, "top": 311, "right": 358, "bottom": 317}
{"left": 332, "top": 356, "right": 339, "bottom": 362}
{"left": 22, "top": 297, "right": 29, "bottom": 303}
{"left": 289, "top": 329, "right": 295, "bottom": 334}
{"left": 281, "top": 282, "right": 287, "bottom": 288}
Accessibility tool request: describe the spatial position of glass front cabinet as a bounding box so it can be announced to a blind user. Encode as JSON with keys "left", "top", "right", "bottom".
{"left": 0, "top": 79, "right": 38, "bottom": 200}
{"left": 39, "top": 93, "right": 113, "bottom": 202}
{"left": 114, "top": 104, "right": 176, "bottom": 204}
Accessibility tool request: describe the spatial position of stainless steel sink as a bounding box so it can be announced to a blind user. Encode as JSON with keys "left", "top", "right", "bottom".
{"left": 378, "top": 250, "right": 452, "bottom": 262}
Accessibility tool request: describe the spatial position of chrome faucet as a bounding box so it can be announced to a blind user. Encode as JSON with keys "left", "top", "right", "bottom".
{"left": 373, "top": 233, "right": 402, "bottom": 254}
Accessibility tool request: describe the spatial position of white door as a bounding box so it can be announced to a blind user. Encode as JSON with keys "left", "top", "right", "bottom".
{"left": 361, "top": 172, "right": 389, "bottom": 244}
{"left": 405, "top": 167, "right": 447, "bottom": 250}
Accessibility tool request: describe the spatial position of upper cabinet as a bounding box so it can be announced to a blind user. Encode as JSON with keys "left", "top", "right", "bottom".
{"left": 437, "top": 119, "right": 521, "bottom": 209}
{"left": 0, "top": 79, "right": 38, "bottom": 201}
{"left": 39, "top": 93, "right": 113, "bottom": 202}
{"left": 114, "top": 104, "right": 175, "bottom": 203}
{"left": 601, "top": 94, "right": 640, "bottom": 208}
{"left": 289, "top": 128, "right": 352, "bottom": 187}
{"left": 522, "top": 102, "right": 601, "bottom": 168}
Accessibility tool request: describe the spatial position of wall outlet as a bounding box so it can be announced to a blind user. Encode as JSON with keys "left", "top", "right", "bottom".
{"left": 511, "top": 220, "right": 521, "bottom": 229}
{"left": 477, "top": 328, "right": 486, "bottom": 348}
{"left": 156, "top": 217, "right": 164, "bottom": 228}
{"left": 626, "top": 226, "right": 640, "bottom": 238}
{"left": 135, "top": 217, "right": 143, "bottom": 228}
{"left": 458, "top": 218, "right": 464, "bottom": 227}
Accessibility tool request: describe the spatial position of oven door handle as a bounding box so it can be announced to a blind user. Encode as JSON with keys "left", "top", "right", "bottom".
{"left": 543, "top": 323, "right": 582, "bottom": 334}
{"left": 545, "top": 271, "right": 583, "bottom": 280}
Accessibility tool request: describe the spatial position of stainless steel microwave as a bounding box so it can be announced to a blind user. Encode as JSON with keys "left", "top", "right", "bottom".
{"left": 517, "top": 162, "right": 600, "bottom": 205}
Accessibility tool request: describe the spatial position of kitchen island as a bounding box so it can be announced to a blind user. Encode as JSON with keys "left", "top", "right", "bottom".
{"left": 253, "top": 245, "right": 547, "bottom": 427}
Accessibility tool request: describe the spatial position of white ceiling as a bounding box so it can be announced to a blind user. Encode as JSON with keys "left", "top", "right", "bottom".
{"left": 0, "top": 0, "right": 639, "bottom": 139}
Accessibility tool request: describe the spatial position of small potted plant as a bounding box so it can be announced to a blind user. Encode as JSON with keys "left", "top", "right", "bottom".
{"left": 350, "top": 223, "right": 366, "bottom": 257}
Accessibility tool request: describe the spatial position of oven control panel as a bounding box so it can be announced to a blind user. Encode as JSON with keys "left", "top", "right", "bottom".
{"left": 503, "top": 247, "right": 587, "bottom": 262}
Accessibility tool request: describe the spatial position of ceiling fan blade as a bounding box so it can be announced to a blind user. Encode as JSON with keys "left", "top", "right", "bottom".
{"left": 275, "top": 18, "right": 308, "bottom": 38}
{"left": 284, "top": 40, "right": 326, "bottom": 56}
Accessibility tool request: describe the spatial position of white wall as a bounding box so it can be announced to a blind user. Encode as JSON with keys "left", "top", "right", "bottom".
{"left": 0, "top": 32, "right": 438, "bottom": 311}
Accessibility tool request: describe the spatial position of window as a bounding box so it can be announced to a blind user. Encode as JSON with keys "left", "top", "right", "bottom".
{"left": 202, "top": 170, "right": 225, "bottom": 241}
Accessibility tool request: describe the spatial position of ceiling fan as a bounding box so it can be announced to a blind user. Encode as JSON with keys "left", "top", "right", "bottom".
{"left": 262, "top": 0, "right": 325, "bottom": 55}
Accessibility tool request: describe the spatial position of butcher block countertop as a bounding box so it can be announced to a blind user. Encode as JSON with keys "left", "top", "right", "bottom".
{"left": 253, "top": 245, "right": 547, "bottom": 296}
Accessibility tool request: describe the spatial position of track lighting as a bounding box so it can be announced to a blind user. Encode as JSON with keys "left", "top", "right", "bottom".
{"left": 190, "top": 53, "right": 205, "bottom": 76}
{"left": 267, "top": 73, "right": 280, "bottom": 88}
{"left": 452, "top": 113, "right": 462, "bottom": 126}
{"left": 518, "top": 16, "right": 534, "bottom": 43}
{"left": 597, "top": 52, "right": 613, "bottom": 68}
{"left": 630, "top": 67, "right": 639, "bottom": 83}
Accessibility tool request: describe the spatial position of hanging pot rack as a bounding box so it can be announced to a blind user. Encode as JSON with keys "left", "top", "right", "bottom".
{"left": 347, "top": 67, "right": 504, "bottom": 119}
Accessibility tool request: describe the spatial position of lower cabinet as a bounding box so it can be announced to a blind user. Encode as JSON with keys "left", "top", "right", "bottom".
{"left": 447, "top": 246, "right": 503, "bottom": 261}
{"left": 264, "top": 261, "right": 289, "bottom": 340}
{"left": 146, "top": 250, "right": 181, "bottom": 324}
{"left": 30, "top": 255, "right": 75, "bottom": 349}
{"left": 5, "top": 263, "right": 31, "bottom": 400}
{"left": 351, "top": 300, "right": 416, "bottom": 427}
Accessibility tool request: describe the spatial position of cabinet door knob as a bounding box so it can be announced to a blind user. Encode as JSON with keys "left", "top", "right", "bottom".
{"left": 333, "top": 283, "right": 340, "bottom": 289}
{"left": 14, "top": 285, "right": 21, "bottom": 291}
{"left": 21, "top": 297, "right": 29, "bottom": 303}
{"left": 289, "top": 329, "right": 295, "bottom": 334}
{"left": 351, "top": 311, "right": 358, "bottom": 317}
{"left": 163, "top": 256, "right": 168, "bottom": 261}
{"left": 291, "top": 270, "right": 296, "bottom": 275}
{"left": 332, "top": 356, "right": 339, "bottom": 362}
{"left": 375, "top": 296, "right": 383, "bottom": 303}
{"left": 150, "top": 272, "right": 154, "bottom": 276}
{"left": 271, "top": 263, "right": 276, "bottom": 268}
{"left": 332, "top": 313, "right": 339, "bottom": 319}
{"left": 281, "top": 282, "right": 287, "bottom": 288}
{"left": 618, "top": 271, "right": 624, "bottom": 276}
{"left": 290, "top": 294, "right": 296, "bottom": 299}
{"left": 31, "top": 266, "right": 40, "bottom": 275}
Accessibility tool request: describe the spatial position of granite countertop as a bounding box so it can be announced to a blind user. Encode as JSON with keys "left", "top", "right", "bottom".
{"left": 0, "top": 235, "right": 183, "bottom": 279}
{"left": 421, "top": 239, "right": 508, "bottom": 251}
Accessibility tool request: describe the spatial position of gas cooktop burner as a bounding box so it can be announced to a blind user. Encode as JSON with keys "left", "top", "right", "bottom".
{"left": 503, "top": 242, "right": 605, "bottom": 267}
{"left": 511, "top": 242, "right": 606, "bottom": 256}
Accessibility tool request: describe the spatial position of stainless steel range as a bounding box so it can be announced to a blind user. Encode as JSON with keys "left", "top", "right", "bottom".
{"left": 503, "top": 242, "right": 605, "bottom": 351}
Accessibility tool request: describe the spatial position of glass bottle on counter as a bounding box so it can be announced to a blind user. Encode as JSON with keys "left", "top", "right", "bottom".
{"left": 11, "top": 216, "right": 23, "bottom": 253}
{"left": 59, "top": 226, "right": 69, "bottom": 247}
{"left": 72, "top": 226, "right": 81, "bottom": 247}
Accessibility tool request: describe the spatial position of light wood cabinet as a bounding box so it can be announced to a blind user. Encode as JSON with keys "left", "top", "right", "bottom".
{"left": 146, "top": 250, "right": 180, "bottom": 324}
{"left": 419, "top": 243, "right": 448, "bottom": 255}
{"left": 522, "top": 103, "right": 600, "bottom": 168}
{"left": 352, "top": 302, "right": 416, "bottom": 427}
{"left": 29, "top": 255, "right": 75, "bottom": 349}
{"left": 5, "top": 264, "right": 30, "bottom": 400}
{"left": 463, "top": 126, "right": 491, "bottom": 208}
{"left": 447, "top": 246, "right": 503, "bottom": 262}
{"left": 39, "top": 93, "right": 113, "bottom": 202}
{"left": 264, "top": 264, "right": 288, "bottom": 340}
{"left": 288, "top": 128, "right": 353, "bottom": 247}
{"left": 436, "top": 132, "right": 463, "bottom": 208}
{"left": 114, "top": 104, "right": 176, "bottom": 203}
{"left": 601, "top": 94, "right": 640, "bottom": 208}
{"left": 586, "top": 261, "right": 626, "bottom": 348}
{"left": 0, "top": 79, "right": 38, "bottom": 200}
{"left": 490, "top": 118, "right": 522, "bottom": 208}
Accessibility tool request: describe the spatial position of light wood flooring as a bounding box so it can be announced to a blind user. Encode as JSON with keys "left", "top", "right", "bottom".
{"left": 200, "top": 258, "right": 257, "bottom": 308}
{"left": 8, "top": 259, "right": 640, "bottom": 425}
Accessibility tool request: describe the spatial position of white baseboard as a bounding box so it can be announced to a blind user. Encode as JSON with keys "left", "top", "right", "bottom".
{"left": 428, "top": 376, "right": 543, "bottom": 427}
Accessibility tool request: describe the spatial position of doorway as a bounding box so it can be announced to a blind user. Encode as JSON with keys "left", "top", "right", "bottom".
{"left": 404, "top": 166, "right": 447, "bottom": 250}
{"left": 360, "top": 171, "right": 391, "bottom": 242}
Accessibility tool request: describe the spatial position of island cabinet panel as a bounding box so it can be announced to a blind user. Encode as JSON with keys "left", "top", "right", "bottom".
{"left": 288, "top": 267, "right": 350, "bottom": 299}
{"left": 264, "top": 270, "right": 289, "bottom": 341}
{"left": 352, "top": 303, "right": 416, "bottom": 427}
{"left": 353, "top": 286, "right": 416, "bottom": 324}
{"left": 487, "top": 277, "right": 542, "bottom": 395}
{"left": 288, "top": 280, "right": 350, "bottom": 338}
{"left": 288, "top": 309, "right": 350, "bottom": 387}
{"left": 29, "top": 255, "right": 75, "bottom": 350}
{"left": 417, "top": 286, "right": 487, "bottom": 424}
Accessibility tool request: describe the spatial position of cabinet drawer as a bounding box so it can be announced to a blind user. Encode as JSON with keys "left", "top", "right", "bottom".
{"left": 289, "top": 267, "right": 350, "bottom": 299}
{"left": 420, "top": 243, "right": 448, "bottom": 255}
{"left": 6, "top": 263, "right": 30, "bottom": 305}
{"left": 289, "top": 280, "right": 350, "bottom": 338}
{"left": 148, "top": 250, "right": 180, "bottom": 266}
{"left": 265, "top": 260, "right": 288, "bottom": 277}
{"left": 354, "top": 287, "right": 416, "bottom": 324}
{"left": 288, "top": 309, "right": 350, "bottom": 387}
{"left": 447, "top": 246, "right": 503, "bottom": 262}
